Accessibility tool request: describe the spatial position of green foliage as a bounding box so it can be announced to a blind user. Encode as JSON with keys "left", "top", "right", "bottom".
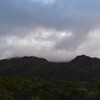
{"left": 31, "top": 95, "right": 41, "bottom": 100}
{"left": 0, "top": 77, "right": 99, "bottom": 100}
{"left": 92, "top": 90, "right": 100, "bottom": 100}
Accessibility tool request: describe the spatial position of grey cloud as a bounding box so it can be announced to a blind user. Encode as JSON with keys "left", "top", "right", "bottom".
{"left": 0, "top": 0, "right": 100, "bottom": 32}
{"left": 0, "top": 0, "right": 100, "bottom": 61}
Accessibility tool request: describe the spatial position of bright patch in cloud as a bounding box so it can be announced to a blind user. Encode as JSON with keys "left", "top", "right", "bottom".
{"left": 31, "top": 0, "right": 56, "bottom": 4}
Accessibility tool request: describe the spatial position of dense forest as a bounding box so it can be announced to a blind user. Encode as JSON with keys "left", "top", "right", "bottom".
{"left": 0, "top": 55, "right": 100, "bottom": 99}
{"left": 0, "top": 77, "right": 100, "bottom": 100}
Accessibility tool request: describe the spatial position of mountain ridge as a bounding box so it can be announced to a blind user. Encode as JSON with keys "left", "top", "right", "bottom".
{"left": 0, "top": 55, "right": 100, "bottom": 86}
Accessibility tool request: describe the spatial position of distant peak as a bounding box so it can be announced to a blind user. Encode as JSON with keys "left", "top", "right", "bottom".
{"left": 71, "top": 55, "right": 92, "bottom": 63}
{"left": 76, "top": 55, "right": 91, "bottom": 59}
{"left": 3, "top": 56, "right": 48, "bottom": 62}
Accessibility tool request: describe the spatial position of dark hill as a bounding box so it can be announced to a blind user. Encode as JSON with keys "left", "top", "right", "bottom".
{"left": 0, "top": 55, "right": 100, "bottom": 85}
{"left": 0, "top": 56, "right": 48, "bottom": 77}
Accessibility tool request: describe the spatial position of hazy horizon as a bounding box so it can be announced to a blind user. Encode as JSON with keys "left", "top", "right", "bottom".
{"left": 0, "top": 0, "right": 100, "bottom": 61}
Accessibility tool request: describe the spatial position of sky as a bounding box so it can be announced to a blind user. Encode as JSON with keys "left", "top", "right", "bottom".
{"left": 0, "top": 0, "right": 100, "bottom": 61}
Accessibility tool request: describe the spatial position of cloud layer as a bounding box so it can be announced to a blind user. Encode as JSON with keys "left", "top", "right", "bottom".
{"left": 0, "top": 0, "right": 100, "bottom": 61}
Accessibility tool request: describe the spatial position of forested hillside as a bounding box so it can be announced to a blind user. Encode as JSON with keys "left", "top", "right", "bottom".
{"left": 0, "top": 55, "right": 100, "bottom": 99}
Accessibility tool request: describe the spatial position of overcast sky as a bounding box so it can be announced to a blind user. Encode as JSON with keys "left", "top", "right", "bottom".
{"left": 0, "top": 0, "right": 100, "bottom": 61}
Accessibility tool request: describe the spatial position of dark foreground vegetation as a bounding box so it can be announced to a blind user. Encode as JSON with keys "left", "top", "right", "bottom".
{"left": 0, "top": 55, "right": 100, "bottom": 99}
{"left": 0, "top": 77, "right": 100, "bottom": 100}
